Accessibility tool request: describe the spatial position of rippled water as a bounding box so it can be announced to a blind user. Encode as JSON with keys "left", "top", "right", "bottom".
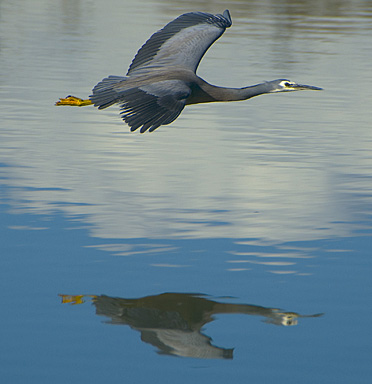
{"left": 1, "top": 0, "right": 372, "bottom": 383}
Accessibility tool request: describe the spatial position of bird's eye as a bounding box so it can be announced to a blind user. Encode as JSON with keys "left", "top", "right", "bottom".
{"left": 284, "top": 82, "right": 291, "bottom": 87}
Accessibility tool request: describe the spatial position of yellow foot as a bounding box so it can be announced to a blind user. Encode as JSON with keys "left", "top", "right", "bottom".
{"left": 55, "top": 95, "right": 92, "bottom": 106}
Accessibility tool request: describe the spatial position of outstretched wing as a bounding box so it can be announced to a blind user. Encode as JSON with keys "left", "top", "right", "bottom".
{"left": 119, "top": 80, "right": 191, "bottom": 133}
{"left": 90, "top": 75, "right": 190, "bottom": 132}
{"left": 127, "top": 10, "right": 232, "bottom": 75}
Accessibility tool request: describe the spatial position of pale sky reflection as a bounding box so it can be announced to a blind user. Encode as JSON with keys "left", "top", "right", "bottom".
{"left": 1, "top": 0, "right": 372, "bottom": 245}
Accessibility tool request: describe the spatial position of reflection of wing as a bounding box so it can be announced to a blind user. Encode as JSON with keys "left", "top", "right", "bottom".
{"left": 127, "top": 10, "right": 232, "bottom": 75}
{"left": 141, "top": 329, "right": 233, "bottom": 359}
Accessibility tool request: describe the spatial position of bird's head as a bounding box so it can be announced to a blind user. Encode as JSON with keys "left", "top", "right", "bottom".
{"left": 268, "top": 79, "right": 323, "bottom": 93}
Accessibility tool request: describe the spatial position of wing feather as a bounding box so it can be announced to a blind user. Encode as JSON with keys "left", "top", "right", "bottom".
{"left": 90, "top": 10, "right": 233, "bottom": 132}
{"left": 127, "top": 10, "right": 232, "bottom": 75}
{"left": 119, "top": 80, "right": 191, "bottom": 132}
{"left": 90, "top": 75, "right": 127, "bottom": 109}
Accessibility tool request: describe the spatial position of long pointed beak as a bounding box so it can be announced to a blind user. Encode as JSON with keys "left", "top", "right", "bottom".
{"left": 294, "top": 83, "right": 323, "bottom": 91}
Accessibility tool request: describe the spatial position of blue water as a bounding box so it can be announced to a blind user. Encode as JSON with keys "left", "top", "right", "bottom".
{"left": 1, "top": 0, "right": 372, "bottom": 382}
{"left": 1, "top": 186, "right": 371, "bottom": 382}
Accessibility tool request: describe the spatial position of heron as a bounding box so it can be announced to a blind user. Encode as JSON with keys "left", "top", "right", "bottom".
{"left": 57, "top": 10, "right": 322, "bottom": 133}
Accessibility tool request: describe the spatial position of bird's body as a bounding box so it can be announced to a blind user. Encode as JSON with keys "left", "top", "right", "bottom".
{"left": 89, "top": 10, "right": 321, "bottom": 133}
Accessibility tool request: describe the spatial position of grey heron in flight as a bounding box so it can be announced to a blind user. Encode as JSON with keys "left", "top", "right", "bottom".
{"left": 88, "top": 10, "right": 322, "bottom": 133}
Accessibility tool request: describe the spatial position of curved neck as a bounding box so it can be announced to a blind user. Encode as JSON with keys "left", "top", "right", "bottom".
{"left": 218, "top": 83, "right": 270, "bottom": 101}
{"left": 192, "top": 80, "right": 271, "bottom": 104}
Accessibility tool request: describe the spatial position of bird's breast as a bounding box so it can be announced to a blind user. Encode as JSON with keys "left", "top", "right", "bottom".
{"left": 186, "top": 83, "right": 218, "bottom": 105}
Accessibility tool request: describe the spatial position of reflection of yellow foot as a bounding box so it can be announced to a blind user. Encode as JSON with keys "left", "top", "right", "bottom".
{"left": 59, "top": 294, "right": 97, "bottom": 305}
{"left": 55, "top": 95, "right": 92, "bottom": 107}
{"left": 59, "top": 294, "right": 86, "bottom": 305}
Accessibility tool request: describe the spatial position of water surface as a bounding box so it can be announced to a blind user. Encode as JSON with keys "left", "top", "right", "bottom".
{"left": 1, "top": 0, "right": 371, "bottom": 383}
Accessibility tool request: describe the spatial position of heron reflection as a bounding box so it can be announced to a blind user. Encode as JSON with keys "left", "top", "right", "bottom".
{"left": 59, "top": 292, "right": 323, "bottom": 359}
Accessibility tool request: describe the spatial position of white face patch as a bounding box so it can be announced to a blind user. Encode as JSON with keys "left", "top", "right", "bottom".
{"left": 279, "top": 80, "right": 296, "bottom": 88}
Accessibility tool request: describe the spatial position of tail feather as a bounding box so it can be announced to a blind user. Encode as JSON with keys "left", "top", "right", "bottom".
{"left": 90, "top": 75, "right": 127, "bottom": 109}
